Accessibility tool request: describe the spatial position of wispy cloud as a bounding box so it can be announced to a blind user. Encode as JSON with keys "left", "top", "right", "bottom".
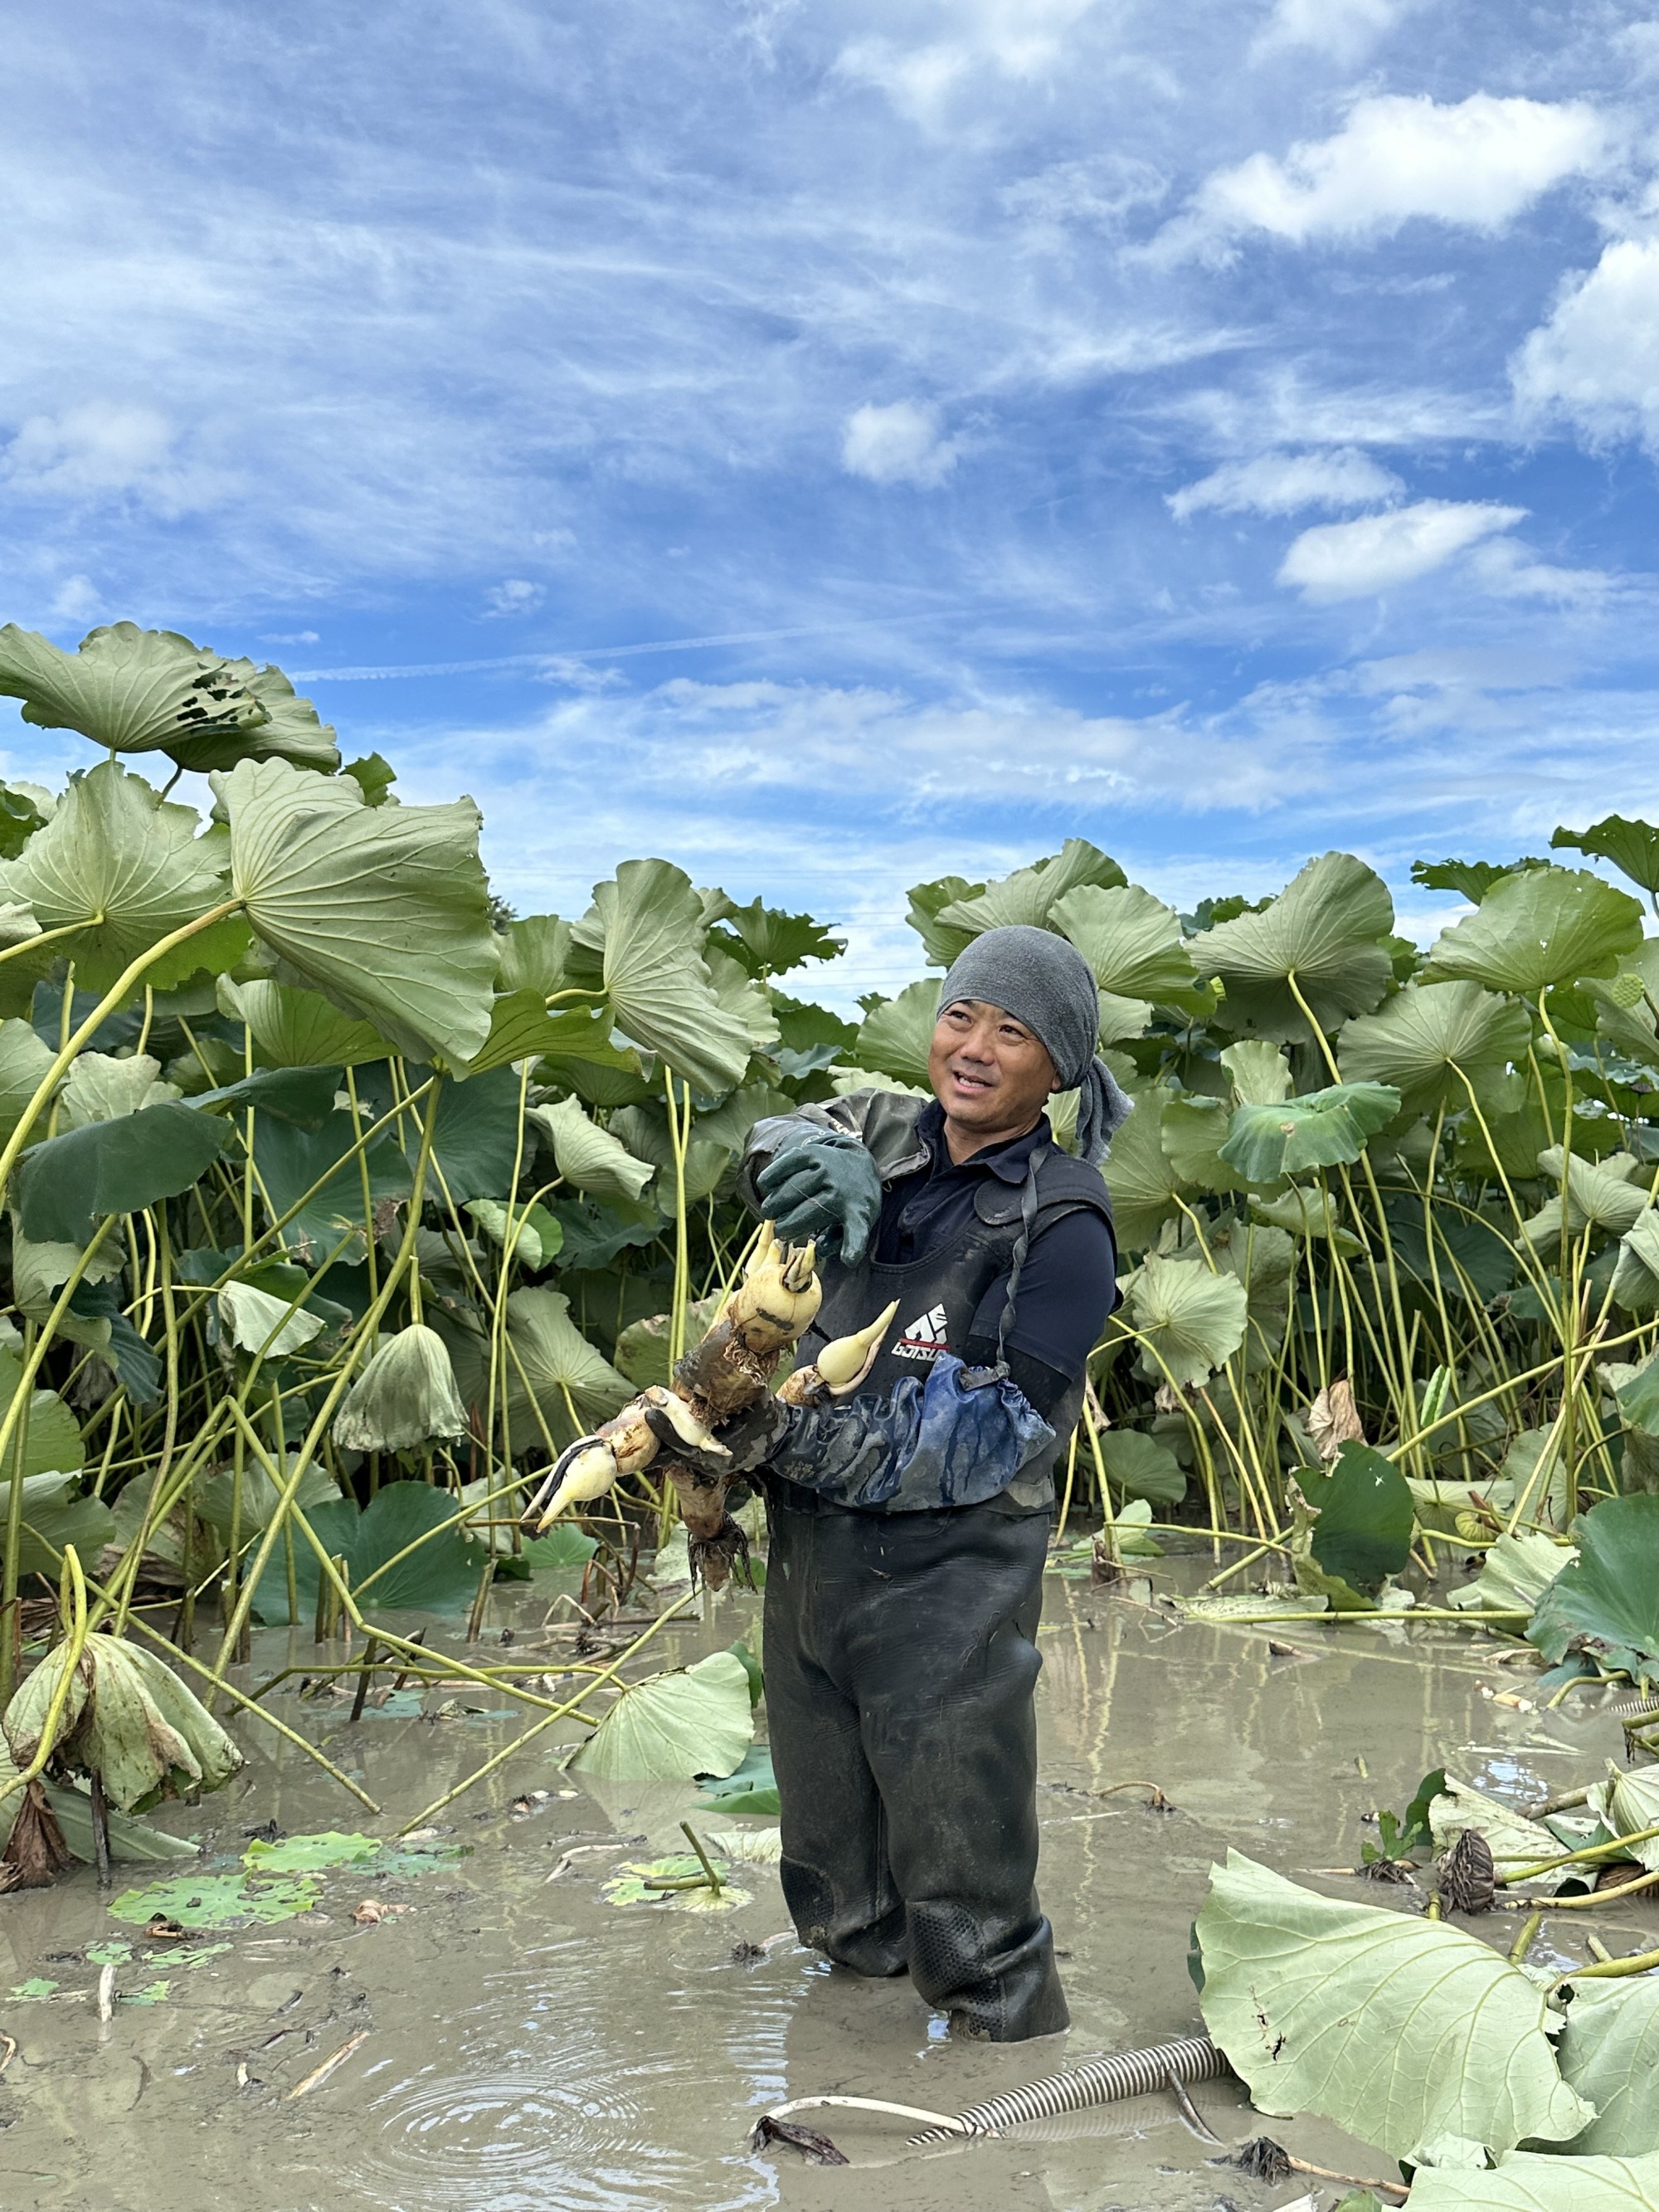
{"left": 1168, "top": 448, "right": 1403, "bottom": 519}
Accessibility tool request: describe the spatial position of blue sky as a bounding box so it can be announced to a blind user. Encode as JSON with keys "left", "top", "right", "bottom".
{"left": 4, "top": 0, "right": 1659, "bottom": 997}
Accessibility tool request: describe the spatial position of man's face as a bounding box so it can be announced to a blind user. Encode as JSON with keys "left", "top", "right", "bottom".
{"left": 927, "top": 997, "right": 1058, "bottom": 1147}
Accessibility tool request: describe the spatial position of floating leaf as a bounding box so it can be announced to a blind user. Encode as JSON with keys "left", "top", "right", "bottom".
{"left": 216, "top": 757, "right": 497, "bottom": 1065}
{"left": 1339, "top": 982, "right": 1530, "bottom": 1116}
{"left": 1411, "top": 2150, "right": 1659, "bottom": 2210}
{"left": 529, "top": 1096, "right": 654, "bottom": 1202}
{"left": 694, "top": 1744, "right": 779, "bottom": 1815}
{"left": 1423, "top": 867, "right": 1644, "bottom": 996}
{"left": 1121, "top": 1256, "right": 1248, "bottom": 1386}
{"left": 1529, "top": 1495, "right": 1659, "bottom": 1683}
{"left": 1188, "top": 852, "right": 1395, "bottom": 1040}
{"left": 1220, "top": 1082, "right": 1401, "bottom": 1182}
{"left": 106, "top": 1872, "right": 320, "bottom": 1929}
{"left": 1586, "top": 1762, "right": 1659, "bottom": 1874}
{"left": 1448, "top": 1532, "right": 1574, "bottom": 1616}
{"left": 0, "top": 622, "right": 265, "bottom": 758}
{"left": 251, "top": 1479, "right": 485, "bottom": 1625}
{"left": 567, "top": 1649, "right": 754, "bottom": 1781}
{"left": 243, "top": 1830, "right": 382, "bottom": 1873}
{"left": 601, "top": 1854, "right": 752, "bottom": 1912}
{"left": 1195, "top": 1850, "right": 1592, "bottom": 2164}
{"left": 1559, "top": 1980, "right": 1659, "bottom": 2156}
{"left": 708, "top": 1826, "right": 784, "bottom": 1865}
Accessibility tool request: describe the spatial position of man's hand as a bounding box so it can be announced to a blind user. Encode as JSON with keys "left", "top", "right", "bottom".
{"left": 640, "top": 1391, "right": 791, "bottom": 1480}
{"left": 755, "top": 1129, "right": 882, "bottom": 1266}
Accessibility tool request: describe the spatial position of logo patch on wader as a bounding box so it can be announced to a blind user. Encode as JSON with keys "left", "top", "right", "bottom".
{"left": 893, "top": 1303, "right": 950, "bottom": 1362}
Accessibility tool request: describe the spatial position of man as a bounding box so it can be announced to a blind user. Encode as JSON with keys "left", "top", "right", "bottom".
{"left": 729, "top": 924, "right": 1126, "bottom": 2043}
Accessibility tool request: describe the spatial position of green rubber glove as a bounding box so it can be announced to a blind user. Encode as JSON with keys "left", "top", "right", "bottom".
{"left": 754, "top": 1128, "right": 883, "bottom": 1266}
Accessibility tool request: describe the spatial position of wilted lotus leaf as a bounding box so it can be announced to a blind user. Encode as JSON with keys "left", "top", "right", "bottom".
{"left": 332, "top": 1324, "right": 469, "bottom": 1454}
{"left": 0, "top": 761, "right": 239, "bottom": 992}
{"left": 215, "top": 1281, "right": 327, "bottom": 1360}
{"left": 1339, "top": 980, "right": 1530, "bottom": 1117}
{"left": 572, "top": 858, "right": 752, "bottom": 1096}
{"left": 528, "top": 1096, "right": 654, "bottom": 1203}
{"left": 1219, "top": 1081, "right": 1400, "bottom": 1182}
{"left": 1188, "top": 852, "right": 1395, "bottom": 1041}
{"left": 0, "top": 622, "right": 265, "bottom": 758}
{"left": 1423, "top": 866, "right": 1644, "bottom": 996}
{"left": 5, "top": 1633, "right": 243, "bottom": 1815}
{"left": 1447, "top": 1530, "right": 1574, "bottom": 1616}
{"left": 216, "top": 757, "right": 498, "bottom": 1066}
{"left": 1121, "top": 1255, "right": 1248, "bottom": 1386}
{"left": 567, "top": 1649, "right": 754, "bottom": 1781}
{"left": 1425, "top": 1776, "right": 1574, "bottom": 1894}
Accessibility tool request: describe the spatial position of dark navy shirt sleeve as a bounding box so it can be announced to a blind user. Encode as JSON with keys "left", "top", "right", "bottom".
{"left": 966, "top": 1205, "right": 1118, "bottom": 1384}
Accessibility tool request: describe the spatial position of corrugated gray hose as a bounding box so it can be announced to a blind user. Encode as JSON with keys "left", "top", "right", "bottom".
{"left": 757, "top": 2032, "right": 1231, "bottom": 2150}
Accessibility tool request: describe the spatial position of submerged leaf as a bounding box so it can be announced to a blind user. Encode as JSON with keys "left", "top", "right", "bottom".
{"left": 566, "top": 1649, "right": 754, "bottom": 1781}
{"left": 1195, "top": 1850, "right": 1592, "bottom": 2163}
{"left": 694, "top": 1744, "right": 780, "bottom": 1815}
{"left": 106, "top": 1872, "right": 320, "bottom": 1930}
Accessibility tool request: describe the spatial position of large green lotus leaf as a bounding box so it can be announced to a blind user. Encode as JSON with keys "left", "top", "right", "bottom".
{"left": 418, "top": 1063, "right": 523, "bottom": 1203}
{"left": 1412, "top": 2150, "right": 1659, "bottom": 2210}
{"left": 1586, "top": 1761, "right": 1659, "bottom": 1873}
{"left": 1297, "top": 1440, "right": 1413, "bottom": 1595}
{"left": 904, "top": 873, "right": 984, "bottom": 967}
{"left": 1188, "top": 853, "right": 1394, "bottom": 1040}
{"left": 1553, "top": 814, "right": 1659, "bottom": 896}
{"left": 1612, "top": 1211, "right": 1659, "bottom": 1314}
{"left": 1161, "top": 1094, "right": 1252, "bottom": 1195}
{"left": 1524, "top": 1150, "right": 1647, "bottom": 1253}
{"left": 1050, "top": 884, "right": 1199, "bottom": 1039}
{"left": 192, "top": 1457, "right": 338, "bottom": 1535}
{"left": 165, "top": 660, "right": 338, "bottom": 774}
{"left": 503, "top": 1288, "right": 633, "bottom": 1449}
{"left": 1094, "top": 1428, "right": 1186, "bottom": 1504}
{"left": 1195, "top": 1850, "right": 1592, "bottom": 2163}
{"left": 692, "top": 1079, "right": 795, "bottom": 1157}
{"left": 1122, "top": 1255, "right": 1248, "bottom": 1386}
{"left": 14, "top": 1100, "right": 233, "bottom": 1243}
{"left": 1413, "top": 856, "right": 1551, "bottom": 904}
{"left": 1423, "top": 867, "right": 1644, "bottom": 996}
{"left": 465, "top": 1197, "right": 562, "bottom": 1271}
{"left": 608, "top": 1103, "right": 730, "bottom": 1207}
{"left": 251, "top": 1479, "right": 486, "bottom": 1625}
{"left": 1219, "top": 1040, "right": 1292, "bottom": 1105}
{"left": 1219, "top": 1081, "right": 1400, "bottom": 1182}
{"left": 1384, "top": 1196, "right": 1518, "bottom": 1307}
{"left": 5, "top": 1635, "right": 242, "bottom": 1814}
{"left": 456, "top": 991, "right": 641, "bottom": 1079}
{"left": 574, "top": 859, "right": 752, "bottom": 1095}
{"left": 566, "top": 1649, "right": 754, "bottom": 1781}
{"left": 11, "top": 1232, "right": 126, "bottom": 1348}
{"left": 60, "top": 1051, "right": 179, "bottom": 1127}
{"left": 494, "top": 914, "right": 573, "bottom": 997}
{"left": 708, "top": 896, "right": 844, "bottom": 979}
{"left": 529, "top": 1096, "right": 654, "bottom": 1203}
{"left": 5, "top": 1473, "right": 111, "bottom": 1581}
{"left": 853, "top": 979, "right": 940, "bottom": 1088}
{"left": 252, "top": 1108, "right": 411, "bottom": 1262}
{"left": 1339, "top": 981, "right": 1530, "bottom": 1115}
{"left": 0, "top": 1018, "right": 56, "bottom": 1141}
{"left": 216, "top": 758, "right": 497, "bottom": 1065}
{"left": 0, "top": 761, "right": 232, "bottom": 992}
{"left": 218, "top": 976, "right": 392, "bottom": 1068}
{"left": 1559, "top": 1981, "right": 1659, "bottom": 2156}
{"left": 1529, "top": 1495, "right": 1659, "bottom": 1681}
{"left": 1249, "top": 1185, "right": 1362, "bottom": 1251}
{"left": 1447, "top": 1531, "right": 1574, "bottom": 1616}
{"left": 934, "top": 840, "right": 1125, "bottom": 938}
{"left": 0, "top": 622, "right": 265, "bottom": 757}
{"left": 704, "top": 945, "right": 781, "bottom": 1056}
{"left": 1103, "top": 1087, "right": 1190, "bottom": 1250}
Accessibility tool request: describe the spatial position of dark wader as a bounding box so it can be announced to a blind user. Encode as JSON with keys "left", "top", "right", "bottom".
{"left": 761, "top": 1147, "right": 1111, "bottom": 2041}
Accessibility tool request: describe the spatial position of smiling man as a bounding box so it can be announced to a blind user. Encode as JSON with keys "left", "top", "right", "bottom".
{"left": 729, "top": 923, "right": 1128, "bottom": 2043}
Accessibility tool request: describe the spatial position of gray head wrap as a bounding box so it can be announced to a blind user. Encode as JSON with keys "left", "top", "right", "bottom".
{"left": 938, "top": 924, "right": 1133, "bottom": 1168}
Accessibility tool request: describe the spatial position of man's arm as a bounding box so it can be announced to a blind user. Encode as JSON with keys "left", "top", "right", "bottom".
{"left": 962, "top": 1206, "right": 1119, "bottom": 1420}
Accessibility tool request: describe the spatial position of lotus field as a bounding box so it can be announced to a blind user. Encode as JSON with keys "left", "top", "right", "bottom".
{"left": 12, "top": 623, "right": 1659, "bottom": 2195}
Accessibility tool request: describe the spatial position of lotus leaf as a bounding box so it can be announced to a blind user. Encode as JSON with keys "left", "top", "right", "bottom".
{"left": 1, "top": 1743, "right": 199, "bottom": 1864}
{"left": 1385, "top": 1197, "right": 1518, "bottom": 1306}
{"left": 1447, "top": 1531, "right": 1574, "bottom": 1616}
{"left": 1553, "top": 814, "right": 1659, "bottom": 897}
{"left": 1220, "top": 1082, "right": 1400, "bottom": 1182}
{"left": 0, "top": 1352, "right": 84, "bottom": 1481}
{"left": 854, "top": 980, "right": 941, "bottom": 1088}
{"left": 904, "top": 872, "right": 984, "bottom": 966}
{"left": 0, "top": 622, "right": 265, "bottom": 758}
{"left": 216, "top": 757, "right": 497, "bottom": 1065}
{"left": 708, "top": 1825, "right": 784, "bottom": 1864}
{"left": 567, "top": 1649, "right": 754, "bottom": 1781}
{"left": 465, "top": 1198, "right": 562, "bottom": 1271}
{"left": 14, "top": 1101, "right": 234, "bottom": 1244}
{"left": 1297, "top": 1440, "right": 1413, "bottom": 1599}
{"left": 608, "top": 1102, "right": 730, "bottom": 1206}
{"left": 704, "top": 945, "right": 781, "bottom": 1056}
{"left": 1092, "top": 1427, "right": 1186, "bottom": 1504}
{"left": 1194, "top": 1850, "right": 1592, "bottom": 2163}
{"left": 614, "top": 1295, "right": 724, "bottom": 1390}
{"left": 11, "top": 1232, "right": 127, "bottom": 1348}
{"left": 0, "top": 1018, "right": 56, "bottom": 1140}
{"left": 106, "top": 1871, "right": 321, "bottom": 1929}
{"left": 1187, "top": 852, "right": 1395, "bottom": 1040}
{"left": 695, "top": 1744, "right": 780, "bottom": 1814}
{"left": 60, "top": 1052, "right": 179, "bottom": 1127}
{"left": 251, "top": 1108, "right": 411, "bottom": 1262}
{"left": 0, "top": 761, "right": 236, "bottom": 992}
{"left": 1121, "top": 1255, "right": 1248, "bottom": 1385}
{"left": 5, "top": 1633, "right": 243, "bottom": 1814}
{"left": 494, "top": 913, "right": 573, "bottom": 996}
{"left": 1612, "top": 1211, "right": 1659, "bottom": 1313}
{"left": 1558, "top": 1980, "right": 1659, "bottom": 2156}
{"left": 1411, "top": 2151, "right": 1659, "bottom": 2210}
{"left": 3, "top": 1473, "right": 113, "bottom": 1581}
{"left": 187, "top": 1065, "right": 345, "bottom": 1130}
{"left": 1339, "top": 981, "right": 1530, "bottom": 1115}
{"left": 1219, "top": 1039, "right": 1292, "bottom": 1104}
{"left": 164, "top": 658, "right": 338, "bottom": 775}
{"left": 251, "top": 1479, "right": 485, "bottom": 1625}
{"left": 218, "top": 976, "right": 392, "bottom": 1067}
{"left": 1524, "top": 1149, "right": 1647, "bottom": 1251}
{"left": 503, "top": 1288, "right": 632, "bottom": 1448}
{"left": 1426, "top": 1776, "right": 1575, "bottom": 1893}
{"left": 215, "top": 1281, "right": 328, "bottom": 1359}
{"left": 1412, "top": 856, "right": 1551, "bottom": 903}
{"left": 1249, "top": 1186, "right": 1362, "bottom": 1250}
{"left": 1423, "top": 866, "right": 1644, "bottom": 996}
{"left": 332, "top": 1324, "right": 469, "bottom": 1453}
{"left": 457, "top": 990, "right": 621, "bottom": 1078}
{"left": 709, "top": 896, "right": 844, "bottom": 979}
{"left": 1529, "top": 1495, "right": 1659, "bottom": 1683}
{"left": 573, "top": 858, "right": 752, "bottom": 1095}
{"left": 601, "top": 1854, "right": 752, "bottom": 1912}
{"left": 935, "top": 839, "right": 1125, "bottom": 938}
{"left": 1586, "top": 1761, "right": 1659, "bottom": 1873}
{"left": 243, "top": 1830, "right": 381, "bottom": 1873}
{"left": 1161, "top": 1094, "right": 1252, "bottom": 1194}
{"left": 1102, "top": 1086, "right": 1189, "bottom": 1250}
{"left": 1049, "top": 883, "right": 1199, "bottom": 1037}
{"left": 529, "top": 1095, "right": 654, "bottom": 1202}
{"left": 192, "top": 1458, "right": 338, "bottom": 1535}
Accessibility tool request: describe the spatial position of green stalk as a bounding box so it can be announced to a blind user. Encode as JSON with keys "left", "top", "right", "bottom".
{"left": 0, "top": 1320, "right": 36, "bottom": 1707}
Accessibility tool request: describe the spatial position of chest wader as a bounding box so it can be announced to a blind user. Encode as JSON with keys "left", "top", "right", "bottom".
{"left": 761, "top": 1146, "right": 1112, "bottom": 2043}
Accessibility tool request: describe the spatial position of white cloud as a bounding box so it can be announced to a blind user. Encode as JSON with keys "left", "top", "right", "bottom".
{"left": 47, "top": 574, "right": 101, "bottom": 626}
{"left": 1513, "top": 238, "right": 1659, "bottom": 447}
{"left": 1, "top": 402, "right": 208, "bottom": 515}
{"left": 1167, "top": 94, "right": 1607, "bottom": 254}
{"left": 1277, "top": 499, "right": 1525, "bottom": 601}
{"left": 483, "top": 578, "right": 545, "bottom": 617}
{"left": 1464, "top": 537, "right": 1613, "bottom": 604}
{"left": 262, "top": 628, "right": 321, "bottom": 644}
{"left": 1169, "top": 447, "right": 1403, "bottom": 520}
{"left": 1253, "top": 0, "right": 1413, "bottom": 65}
{"left": 841, "top": 401, "right": 960, "bottom": 488}
{"left": 837, "top": 0, "right": 1100, "bottom": 124}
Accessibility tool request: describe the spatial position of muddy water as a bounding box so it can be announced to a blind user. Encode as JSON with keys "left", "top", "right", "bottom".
{"left": 0, "top": 1553, "right": 1640, "bottom": 2212}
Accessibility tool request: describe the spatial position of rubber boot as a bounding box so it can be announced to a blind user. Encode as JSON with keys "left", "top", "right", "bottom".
{"left": 764, "top": 1484, "right": 1068, "bottom": 2042}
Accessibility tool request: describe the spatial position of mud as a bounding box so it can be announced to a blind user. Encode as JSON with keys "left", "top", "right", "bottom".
{"left": 0, "top": 1551, "right": 1642, "bottom": 2212}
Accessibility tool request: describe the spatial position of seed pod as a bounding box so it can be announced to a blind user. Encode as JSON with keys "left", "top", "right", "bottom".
{"left": 1437, "top": 1827, "right": 1496, "bottom": 1915}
